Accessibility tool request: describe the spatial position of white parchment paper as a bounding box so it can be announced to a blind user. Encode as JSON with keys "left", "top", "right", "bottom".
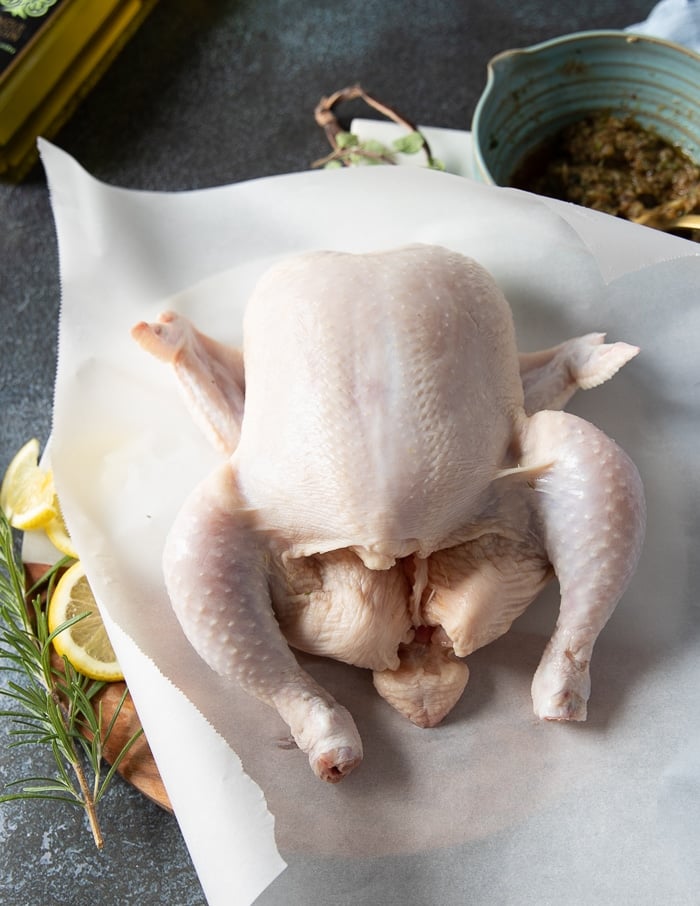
{"left": 36, "top": 138, "right": 700, "bottom": 905}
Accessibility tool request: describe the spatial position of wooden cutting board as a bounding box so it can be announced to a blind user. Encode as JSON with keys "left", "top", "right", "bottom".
{"left": 25, "top": 563, "right": 172, "bottom": 813}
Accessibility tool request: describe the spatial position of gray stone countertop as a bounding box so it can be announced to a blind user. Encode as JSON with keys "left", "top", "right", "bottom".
{"left": 0, "top": 1, "right": 655, "bottom": 903}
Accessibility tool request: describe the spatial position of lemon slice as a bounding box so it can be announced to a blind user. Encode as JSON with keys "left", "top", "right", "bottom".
{"left": 45, "top": 498, "right": 79, "bottom": 559}
{"left": 0, "top": 438, "right": 57, "bottom": 531}
{"left": 48, "top": 561, "right": 124, "bottom": 682}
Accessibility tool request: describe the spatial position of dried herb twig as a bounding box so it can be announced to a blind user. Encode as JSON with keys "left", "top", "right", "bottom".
{"left": 313, "top": 83, "right": 444, "bottom": 170}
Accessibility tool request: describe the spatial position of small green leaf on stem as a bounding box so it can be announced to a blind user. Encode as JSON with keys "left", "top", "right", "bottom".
{"left": 335, "top": 131, "right": 359, "bottom": 149}
{"left": 392, "top": 131, "right": 425, "bottom": 155}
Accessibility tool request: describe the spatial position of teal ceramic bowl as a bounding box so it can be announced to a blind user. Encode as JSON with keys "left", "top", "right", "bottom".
{"left": 471, "top": 30, "right": 700, "bottom": 186}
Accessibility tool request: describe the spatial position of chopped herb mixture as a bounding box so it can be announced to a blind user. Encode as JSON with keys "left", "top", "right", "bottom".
{"left": 511, "top": 111, "right": 700, "bottom": 241}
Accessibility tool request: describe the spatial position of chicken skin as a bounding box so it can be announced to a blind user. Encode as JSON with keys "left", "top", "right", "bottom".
{"left": 132, "top": 244, "right": 645, "bottom": 782}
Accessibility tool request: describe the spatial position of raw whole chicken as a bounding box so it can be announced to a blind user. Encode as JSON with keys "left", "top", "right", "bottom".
{"left": 132, "top": 244, "right": 646, "bottom": 783}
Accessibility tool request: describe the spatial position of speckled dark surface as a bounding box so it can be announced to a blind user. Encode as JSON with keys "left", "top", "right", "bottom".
{"left": 0, "top": 1, "right": 656, "bottom": 903}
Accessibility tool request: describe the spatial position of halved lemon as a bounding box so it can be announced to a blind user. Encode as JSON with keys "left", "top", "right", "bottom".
{"left": 45, "top": 498, "right": 79, "bottom": 560}
{"left": 48, "top": 561, "right": 124, "bottom": 682}
{"left": 0, "top": 438, "right": 57, "bottom": 531}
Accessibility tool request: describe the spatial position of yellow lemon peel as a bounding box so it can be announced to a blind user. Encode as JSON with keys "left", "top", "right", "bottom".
{"left": 0, "top": 438, "right": 57, "bottom": 531}
{"left": 48, "top": 561, "right": 123, "bottom": 682}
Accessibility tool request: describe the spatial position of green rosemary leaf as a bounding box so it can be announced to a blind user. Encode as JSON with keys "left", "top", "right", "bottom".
{"left": 3, "top": 776, "right": 74, "bottom": 795}
{"left": 74, "top": 731, "right": 97, "bottom": 768}
{"left": 96, "top": 727, "right": 144, "bottom": 804}
{"left": 52, "top": 742, "right": 79, "bottom": 793}
{"left": 25, "top": 558, "right": 71, "bottom": 600}
{"left": 101, "top": 686, "right": 129, "bottom": 745}
{"left": 3, "top": 713, "right": 54, "bottom": 735}
{"left": 6, "top": 731, "right": 58, "bottom": 748}
{"left": 66, "top": 669, "right": 101, "bottom": 727}
{"left": 0, "top": 790, "right": 82, "bottom": 806}
{"left": 45, "top": 611, "right": 88, "bottom": 649}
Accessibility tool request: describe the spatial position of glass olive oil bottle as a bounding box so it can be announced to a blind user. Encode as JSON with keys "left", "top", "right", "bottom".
{"left": 0, "top": 0, "right": 158, "bottom": 180}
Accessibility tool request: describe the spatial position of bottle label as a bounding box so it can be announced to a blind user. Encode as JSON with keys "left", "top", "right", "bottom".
{"left": 0, "top": 0, "right": 66, "bottom": 77}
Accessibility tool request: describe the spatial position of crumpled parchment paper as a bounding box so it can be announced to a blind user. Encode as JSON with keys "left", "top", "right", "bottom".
{"left": 31, "top": 137, "right": 700, "bottom": 906}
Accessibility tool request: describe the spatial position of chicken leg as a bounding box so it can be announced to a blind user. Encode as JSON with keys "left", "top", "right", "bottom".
{"left": 520, "top": 409, "right": 646, "bottom": 719}
{"left": 163, "top": 461, "right": 363, "bottom": 781}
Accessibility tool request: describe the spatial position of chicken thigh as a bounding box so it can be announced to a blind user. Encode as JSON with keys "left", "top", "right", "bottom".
{"left": 132, "top": 244, "right": 645, "bottom": 782}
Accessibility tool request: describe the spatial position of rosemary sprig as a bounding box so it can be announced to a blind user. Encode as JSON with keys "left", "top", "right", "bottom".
{"left": 0, "top": 508, "right": 143, "bottom": 848}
